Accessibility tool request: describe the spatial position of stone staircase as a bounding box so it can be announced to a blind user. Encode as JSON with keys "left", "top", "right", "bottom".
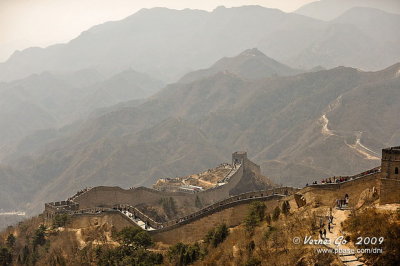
{"left": 324, "top": 209, "right": 365, "bottom": 266}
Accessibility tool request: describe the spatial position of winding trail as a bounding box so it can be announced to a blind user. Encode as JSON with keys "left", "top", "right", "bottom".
{"left": 320, "top": 114, "right": 335, "bottom": 136}
{"left": 319, "top": 94, "right": 379, "bottom": 161}
{"left": 346, "top": 132, "right": 380, "bottom": 161}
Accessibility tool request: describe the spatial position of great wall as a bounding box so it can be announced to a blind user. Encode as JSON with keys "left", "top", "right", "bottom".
{"left": 43, "top": 147, "right": 400, "bottom": 242}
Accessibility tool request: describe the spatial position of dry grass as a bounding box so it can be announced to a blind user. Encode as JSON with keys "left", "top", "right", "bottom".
{"left": 193, "top": 204, "right": 340, "bottom": 266}
{"left": 342, "top": 207, "right": 400, "bottom": 265}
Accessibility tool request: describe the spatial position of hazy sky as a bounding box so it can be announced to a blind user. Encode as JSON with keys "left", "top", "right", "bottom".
{"left": 0, "top": 0, "right": 315, "bottom": 62}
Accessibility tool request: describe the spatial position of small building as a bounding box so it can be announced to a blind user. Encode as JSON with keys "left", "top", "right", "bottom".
{"left": 381, "top": 146, "right": 400, "bottom": 179}
{"left": 44, "top": 201, "right": 79, "bottom": 218}
{"left": 232, "top": 151, "right": 247, "bottom": 165}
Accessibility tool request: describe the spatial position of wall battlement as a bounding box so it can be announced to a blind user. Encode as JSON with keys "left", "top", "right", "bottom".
{"left": 44, "top": 201, "right": 79, "bottom": 218}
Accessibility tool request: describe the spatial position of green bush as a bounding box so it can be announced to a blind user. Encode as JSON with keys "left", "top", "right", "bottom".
{"left": 33, "top": 225, "right": 47, "bottom": 247}
{"left": 281, "top": 201, "right": 290, "bottom": 216}
{"left": 263, "top": 226, "right": 277, "bottom": 240}
{"left": 96, "top": 246, "right": 163, "bottom": 266}
{"left": 6, "top": 234, "right": 15, "bottom": 249}
{"left": 272, "top": 206, "right": 281, "bottom": 221}
{"left": 244, "top": 202, "right": 267, "bottom": 232}
{"left": 96, "top": 228, "right": 162, "bottom": 265}
{"left": 115, "top": 227, "right": 153, "bottom": 248}
{"left": 204, "top": 223, "right": 229, "bottom": 247}
{"left": 168, "top": 242, "right": 203, "bottom": 266}
{"left": 52, "top": 214, "right": 69, "bottom": 228}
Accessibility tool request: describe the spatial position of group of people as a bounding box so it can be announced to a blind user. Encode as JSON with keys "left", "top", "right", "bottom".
{"left": 322, "top": 176, "right": 351, "bottom": 184}
{"left": 308, "top": 176, "right": 351, "bottom": 186}
{"left": 354, "top": 168, "right": 380, "bottom": 178}
{"left": 336, "top": 194, "right": 350, "bottom": 208}
{"left": 319, "top": 213, "right": 335, "bottom": 239}
{"left": 306, "top": 167, "right": 381, "bottom": 187}
{"left": 68, "top": 187, "right": 91, "bottom": 201}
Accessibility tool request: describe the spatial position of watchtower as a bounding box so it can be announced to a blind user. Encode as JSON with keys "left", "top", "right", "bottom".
{"left": 381, "top": 146, "right": 400, "bottom": 180}
{"left": 232, "top": 151, "right": 247, "bottom": 165}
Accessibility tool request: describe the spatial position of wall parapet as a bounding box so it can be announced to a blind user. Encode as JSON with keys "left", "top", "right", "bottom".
{"left": 67, "top": 187, "right": 298, "bottom": 232}
{"left": 308, "top": 167, "right": 380, "bottom": 189}
{"left": 45, "top": 201, "right": 79, "bottom": 214}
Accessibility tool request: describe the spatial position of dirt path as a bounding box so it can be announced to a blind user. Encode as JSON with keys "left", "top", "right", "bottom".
{"left": 325, "top": 209, "right": 364, "bottom": 266}
{"left": 319, "top": 95, "right": 379, "bottom": 161}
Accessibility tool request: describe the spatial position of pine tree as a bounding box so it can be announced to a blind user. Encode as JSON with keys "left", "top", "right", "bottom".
{"left": 272, "top": 206, "right": 281, "bottom": 221}
{"left": 6, "top": 234, "right": 16, "bottom": 249}
{"left": 281, "top": 201, "right": 290, "bottom": 216}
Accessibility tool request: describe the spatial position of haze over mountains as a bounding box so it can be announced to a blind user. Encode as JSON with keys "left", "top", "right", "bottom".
{"left": 0, "top": 2, "right": 400, "bottom": 228}
{"left": 295, "top": 0, "right": 400, "bottom": 20}
{"left": 179, "top": 48, "right": 301, "bottom": 83}
{"left": 0, "top": 68, "right": 163, "bottom": 157}
{"left": 1, "top": 4, "right": 400, "bottom": 83}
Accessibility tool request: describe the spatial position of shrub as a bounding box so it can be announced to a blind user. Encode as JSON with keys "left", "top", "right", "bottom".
{"left": 343, "top": 208, "right": 400, "bottom": 265}
{"left": 33, "top": 225, "right": 47, "bottom": 247}
{"left": 204, "top": 223, "right": 229, "bottom": 247}
{"left": 168, "top": 242, "right": 202, "bottom": 266}
{"left": 281, "top": 201, "right": 290, "bottom": 216}
{"left": 251, "top": 202, "right": 266, "bottom": 221}
{"left": 0, "top": 247, "right": 12, "bottom": 265}
{"left": 96, "top": 229, "right": 162, "bottom": 266}
{"left": 263, "top": 226, "right": 277, "bottom": 240}
{"left": 244, "top": 202, "right": 266, "bottom": 232}
{"left": 52, "top": 214, "right": 69, "bottom": 228}
{"left": 6, "top": 234, "right": 15, "bottom": 249}
{"left": 272, "top": 206, "right": 281, "bottom": 221}
{"left": 115, "top": 227, "right": 153, "bottom": 248}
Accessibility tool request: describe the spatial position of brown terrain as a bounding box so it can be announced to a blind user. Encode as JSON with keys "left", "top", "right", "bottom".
{"left": 1, "top": 147, "right": 399, "bottom": 265}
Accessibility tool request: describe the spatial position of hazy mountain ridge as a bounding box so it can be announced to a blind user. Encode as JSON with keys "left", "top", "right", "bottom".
{"left": 1, "top": 5, "right": 399, "bottom": 83}
{"left": 262, "top": 7, "right": 400, "bottom": 69}
{"left": 179, "top": 48, "right": 300, "bottom": 83}
{"left": 295, "top": 0, "right": 400, "bottom": 21}
{"left": 0, "top": 68, "right": 163, "bottom": 158}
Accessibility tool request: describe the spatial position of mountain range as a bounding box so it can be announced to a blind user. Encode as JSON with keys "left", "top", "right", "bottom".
{"left": 1, "top": 48, "right": 399, "bottom": 216}
{"left": 0, "top": 68, "right": 163, "bottom": 158}
{"left": 1, "top": 5, "right": 399, "bottom": 83}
